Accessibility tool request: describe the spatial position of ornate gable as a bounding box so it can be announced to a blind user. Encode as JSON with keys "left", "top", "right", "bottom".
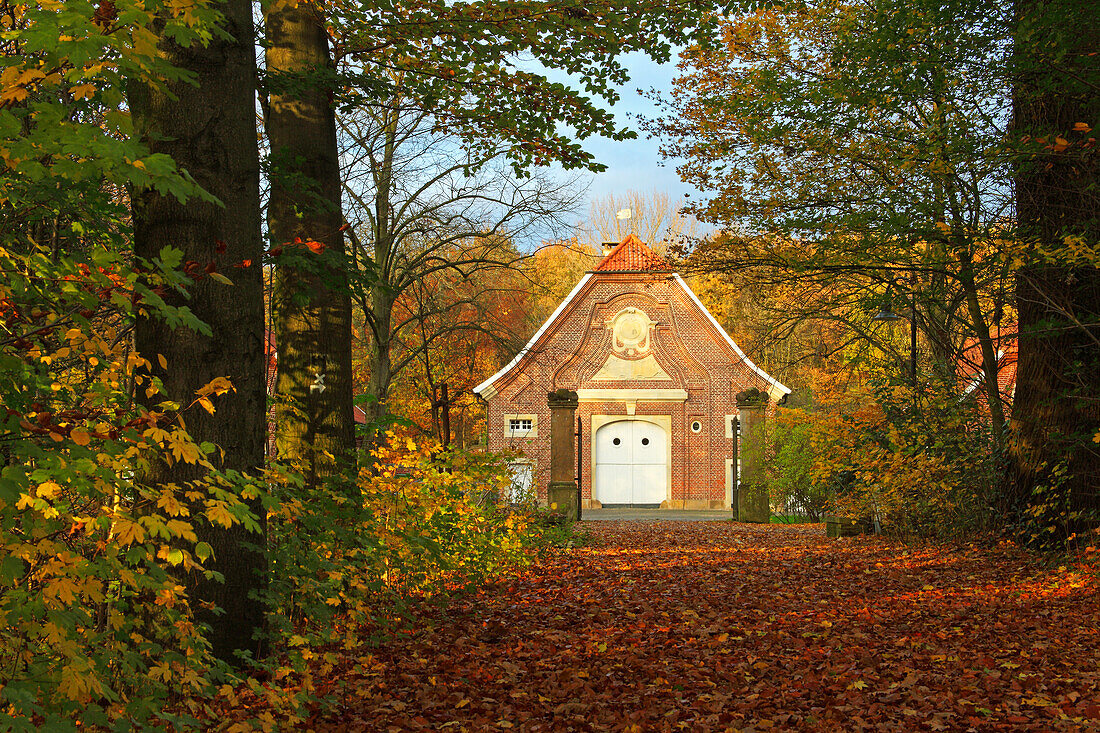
{"left": 473, "top": 234, "right": 790, "bottom": 400}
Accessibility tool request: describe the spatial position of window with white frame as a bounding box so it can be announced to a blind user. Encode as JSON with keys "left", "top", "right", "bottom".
{"left": 505, "top": 414, "right": 537, "bottom": 437}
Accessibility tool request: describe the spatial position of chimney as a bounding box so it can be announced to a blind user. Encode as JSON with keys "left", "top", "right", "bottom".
{"left": 602, "top": 242, "right": 617, "bottom": 256}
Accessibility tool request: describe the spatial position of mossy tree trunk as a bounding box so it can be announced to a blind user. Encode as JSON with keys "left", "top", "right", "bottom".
{"left": 265, "top": 0, "right": 355, "bottom": 486}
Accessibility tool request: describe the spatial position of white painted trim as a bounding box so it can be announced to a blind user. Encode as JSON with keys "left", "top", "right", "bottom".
{"left": 577, "top": 388, "right": 688, "bottom": 402}
{"left": 474, "top": 273, "right": 593, "bottom": 395}
{"left": 673, "top": 274, "right": 791, "bottom": 397}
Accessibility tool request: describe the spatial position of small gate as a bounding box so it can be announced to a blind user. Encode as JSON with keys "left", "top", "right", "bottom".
{"left": 575, "top": 416, "right": 582, "bottom": 521}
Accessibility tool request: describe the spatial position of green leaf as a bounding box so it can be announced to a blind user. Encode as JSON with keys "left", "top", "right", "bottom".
{"left": 194, "top": 542, "right": 213, "bottom": 561}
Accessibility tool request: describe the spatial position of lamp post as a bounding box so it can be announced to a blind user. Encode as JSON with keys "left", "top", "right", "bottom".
{"left": 873, "top": 273, "right": 918, "bottom": 389}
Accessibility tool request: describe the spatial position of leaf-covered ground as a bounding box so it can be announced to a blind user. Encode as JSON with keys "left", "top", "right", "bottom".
{"left": 318, "top": 521, "right": 1100, "bottom": 731}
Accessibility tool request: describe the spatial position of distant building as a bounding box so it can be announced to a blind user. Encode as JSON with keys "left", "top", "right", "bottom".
{"left": 958, "top": 325, "right": 1017, "bottom": 410}
{"left": 474, "top": 234, "right": 788, "bottom": 509}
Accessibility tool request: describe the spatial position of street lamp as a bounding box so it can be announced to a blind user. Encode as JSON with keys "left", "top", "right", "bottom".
{"left": 873, "top": 280, "right": 917, "bottom": 389}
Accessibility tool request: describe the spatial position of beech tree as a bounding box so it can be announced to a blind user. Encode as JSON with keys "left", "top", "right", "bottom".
{"left": 264, "top": 0, "right": 355, "bottom": 488}
{"left": 129, "top": 0, "right": 267, "bottom": 661}
{"left": 314, "top": 0, "right": 729, "bottom": 435}
{"left": 339, "top": 100, "right": 578, "bottom": 430}
{"left": 1007, "top": 0, "right": 1100, "bottom": 540}
{"left": 259, "top": 0, "right": 732, "bottom": 466}
{"left": 384, "top": 262, "right": 530, "bottom": 445}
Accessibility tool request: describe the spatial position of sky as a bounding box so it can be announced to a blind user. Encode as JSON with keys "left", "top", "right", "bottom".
{"left": 575, "top": 52, "right": 693, "bottom": 202}
{"left": 555, "top": 51, "right": 702, "bottom": 212}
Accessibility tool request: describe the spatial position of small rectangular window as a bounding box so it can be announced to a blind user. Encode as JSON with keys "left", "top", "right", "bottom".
{"left": 505, "top": 414, "right": 537, "bottom": 437}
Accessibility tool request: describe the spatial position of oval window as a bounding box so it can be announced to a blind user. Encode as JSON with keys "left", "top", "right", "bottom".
{"left": 690, "top": 420, "right": 703, "bottom": 433}
{"left": 612, "top": 437, "right": 621, "bottom": 446}
{"left": 641, "top": 437, "right": 650, "bottom": 446}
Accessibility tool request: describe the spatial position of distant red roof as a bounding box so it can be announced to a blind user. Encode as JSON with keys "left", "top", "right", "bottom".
{"left": 593, "top": 234, "right": 672, "bottom": 273}
{"left": 958, "top": 326, "right": 1017, "bottom": 405}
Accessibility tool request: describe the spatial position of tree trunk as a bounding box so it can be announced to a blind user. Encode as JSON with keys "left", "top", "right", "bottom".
{"left": 1006, "top": 0, "right": 1100, "bottom": 537}
{"left": 265, "top": 1, "right": 355, "bottom": 486}
{"left": 128, "top": 0, "right": 267, "bottom": 663}
{"left": 365, "top": 286, "right": 395, "bottom": 430}
{"left": 959, "top": 261, "right": 1007, "bottom": 450}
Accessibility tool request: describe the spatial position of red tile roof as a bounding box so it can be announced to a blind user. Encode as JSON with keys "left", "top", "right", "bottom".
{"left": 958, "top": 326, "right": 1017, "bottom": 405}
{"left": 593, "top": 234, "right": 672, "bottom": 272}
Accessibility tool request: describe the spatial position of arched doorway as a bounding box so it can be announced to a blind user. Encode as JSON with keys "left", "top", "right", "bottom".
{"left": 593, "top": 419, "right": 668, "bottom": 506}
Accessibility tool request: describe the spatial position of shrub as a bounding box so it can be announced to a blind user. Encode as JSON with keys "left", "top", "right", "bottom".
{"left": 248, "top": 441, "right": 537, "bottom": 721}
{"left": 808, "top": 382, "right": 999, "bottom": 539}
{"left": 768, "top": 409, "right": 831, "bottom": 521}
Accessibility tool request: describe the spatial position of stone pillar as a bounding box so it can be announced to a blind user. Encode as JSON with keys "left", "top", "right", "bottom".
{"left": 547, "top": 389, "right": 579, "bottom": 520}
{"left": 735, "top": 388, "right": 770, "bottom": 523}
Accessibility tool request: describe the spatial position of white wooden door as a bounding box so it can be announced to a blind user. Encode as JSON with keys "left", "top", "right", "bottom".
{"left": 507, "top": 462, "right": 533, "bottom": 504}
{"left": 594, "top": 420, "right": 668, "bottom": 505}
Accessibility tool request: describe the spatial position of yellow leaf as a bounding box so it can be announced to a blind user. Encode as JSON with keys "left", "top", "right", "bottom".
{"left": 168, "top": 430, "right": 202, "bottom": 464}
{"left": 46, "top": 576, "right": 79, "bottom": 605}
{"left": 196, "top": 376, "right": 233, "bottom": 398}
{"left": 1074, "top": 122, "right": 1092, "bottom": 133}
{"left": 69, "top": 83, "right": 96, "bottom": 100}
{"left": 206, "top": 502, "right": 235, "bottom": 528}
{"left": 158, "top": 353, "right": 168, "bottom": 369}
{"left": 60, "top": 658, "right": 103, "bottom": 703}
{"left": 166, "top": 518, "right": 197, "bottom": 543}
{"left": 113, "top": 517, "right": 146, "bottom": 546}
{"left": 70, "top": 429, "right": 90, "bottom": 446}
{"left": 37, "top": 481, "right": 62, "bottom": 499}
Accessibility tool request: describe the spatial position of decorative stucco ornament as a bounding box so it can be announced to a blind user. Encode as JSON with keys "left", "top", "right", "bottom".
{"left": 593, "top": 353, "right": 670, "bottom": 381}
{"left": 609, "top": 307, "right": 655, "bottom": 356}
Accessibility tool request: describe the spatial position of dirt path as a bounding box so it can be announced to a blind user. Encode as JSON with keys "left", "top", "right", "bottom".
{"left": 319, "top": 521, "right": 1100, "bottom": 731}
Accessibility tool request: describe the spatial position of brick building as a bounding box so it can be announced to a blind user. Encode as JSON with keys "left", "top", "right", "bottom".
{"left": 958, "top": 325, "right": 1017, "bottom": 408}
{"left": 474, "top": 234, "right": 789, "bottom": 509}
